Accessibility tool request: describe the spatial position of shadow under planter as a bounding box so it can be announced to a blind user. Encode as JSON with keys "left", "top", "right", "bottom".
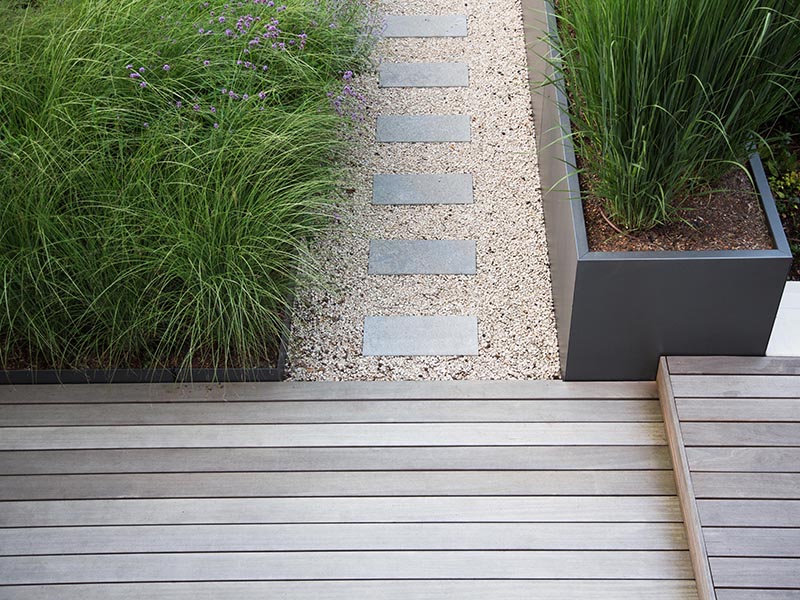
{"left": 522, "top": 0, "right": 793, "bottom": 380}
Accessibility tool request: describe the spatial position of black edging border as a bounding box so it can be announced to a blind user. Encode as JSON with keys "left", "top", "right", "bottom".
{"left": 1, "top": 300, "right": 293, "bottom": 385}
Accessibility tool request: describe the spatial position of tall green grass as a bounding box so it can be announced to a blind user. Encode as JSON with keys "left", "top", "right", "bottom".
{"left": 0, "top": 0, "right": 375, "bottom": 370}
{"left": 550, "top": 0, "right": 800, "bottom": 231}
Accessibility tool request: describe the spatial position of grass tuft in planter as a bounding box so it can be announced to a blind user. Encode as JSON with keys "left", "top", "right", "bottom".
{"left": 550, "top": 0, "right": 800, "bottom": 231}
{"left": 0, "top": 0, "right": 376, "bottom": 372}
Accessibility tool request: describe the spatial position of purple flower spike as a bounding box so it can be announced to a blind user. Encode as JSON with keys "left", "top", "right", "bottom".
{"left": 210, "top": 106, "right": 217, "bottom": 113}
{"left": 140, "top": 81, "right": 147, "bottom": 88}
{"left": 213, "top": 122, "right": 220, "bottom": 129}
{"left": 163, "top": 64, "right": 171, "bottom": 71}
{"left": 204, "top": 60, "right": 211, "bottom": 66}
{"left": 242, "top": 94, "right": 249, "bottom": 100}
{"left": 129, "top": 72, "right": 140, "bottom": 78}
{"left": 139, "top": 67, "right": 146, "bottom": 73}
{"left": 176, "top": 100, "right": 182, "bottom": 108}
{"left": 143, "top": 122, "right": 149, "bottom": 128}
{"left": 193, "top": 104, "right": 201, "bottom": 111}
{"left": 221, "top": 88, "right": 228, "bottom": 94}
{"left": 125, "top": 63, "right": 133, "bottom": 69}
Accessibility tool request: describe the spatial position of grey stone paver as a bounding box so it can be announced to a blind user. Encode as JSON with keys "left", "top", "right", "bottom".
{"left": 362, "top": 316, "right": 479, "bottom": 356}
{"left": 372, "top": 174, "right": 474, "bottom": 205}
{"left": 380, "top": 63, "right": 469, "bottom": 88}
{"left": 383, "top": 15, "right": 468, "bottom": 38}
{"left": 369, "top": 240, "right": 476, "bottom": 275}
{"left": 377, "top": 115, "right": 471, "bottom": 143}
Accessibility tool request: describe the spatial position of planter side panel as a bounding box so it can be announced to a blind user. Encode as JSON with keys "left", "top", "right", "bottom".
{"left": 566, "top": 255, "right": 790, "bottom": 380}
{"left": 523, "top": 0, "right": 580, "bottom": 373}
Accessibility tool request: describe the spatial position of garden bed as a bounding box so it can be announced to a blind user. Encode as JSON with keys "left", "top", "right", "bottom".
{"left": 0, "top": 0, "right": 374, "bottom": 380}
{"left": 523, "top": 0, "right": 796, "bottom": 380}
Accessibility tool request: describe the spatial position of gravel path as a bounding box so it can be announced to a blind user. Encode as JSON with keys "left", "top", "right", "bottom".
{"left": 288, "top": 0, "right": 560, "bottom": 381}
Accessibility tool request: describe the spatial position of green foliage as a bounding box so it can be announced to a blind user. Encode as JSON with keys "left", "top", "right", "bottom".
{"left": 771, "top": 170, "right": 800, "bottom": 201}
{"left": 0, "top": 0, "right": 375, "bottom": 370}
{"left": 548, "top": 0, "right": 800, "bottom": 231}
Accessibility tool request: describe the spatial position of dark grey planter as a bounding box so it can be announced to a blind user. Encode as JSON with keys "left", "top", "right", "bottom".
{"left": 522, "top": 0, "right": 793, "bottom": 380}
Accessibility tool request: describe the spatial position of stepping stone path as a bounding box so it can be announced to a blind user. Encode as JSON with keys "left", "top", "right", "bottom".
{"left": 371, "top": 174, "right": 473, "bottom": 205}
{"left": 364, "top": 14, "right": 478, "bottom": 358}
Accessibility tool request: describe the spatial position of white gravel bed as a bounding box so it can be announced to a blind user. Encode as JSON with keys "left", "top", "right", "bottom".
{"left": 287, "top": 0, "right": 560, "bottom": 380}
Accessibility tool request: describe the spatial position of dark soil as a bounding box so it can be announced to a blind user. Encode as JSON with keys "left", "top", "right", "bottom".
{"left": 582, "top": 168, "right": 775, "bottom": 252}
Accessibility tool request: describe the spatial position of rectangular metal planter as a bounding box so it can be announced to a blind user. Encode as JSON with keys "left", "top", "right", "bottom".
{"left": 523, "top": 0, "right": 793, "bottom": 380}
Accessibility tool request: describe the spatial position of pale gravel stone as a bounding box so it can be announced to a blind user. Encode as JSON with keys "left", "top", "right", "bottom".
{"left": 287, "top": 0, "right": 561, "bottom": 381}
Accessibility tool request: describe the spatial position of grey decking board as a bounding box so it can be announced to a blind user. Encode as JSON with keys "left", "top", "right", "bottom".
{"left": 372, "top": 173, "right": 474, "bottom": 205}
{"left": 0, "top": 550, "right": 695, "bottom": 584}
{"left": 670, "top": 375, "right": 800, "bottom": 398}
{"left": 0, "top": 380, "right": 658, "bottom": 402}
{"left": 0, "top": 581, "right": 704, "bottom": 600}
{"left": 704, "top": 527, "right": 800, "bottom": 557}
{"left": 668, "top": 356, "right": 800, "bottom": 376}
{"left": 0, "top": 378, "right": 691, "bottom": 595}
{"left": 363, "top": 316, "right": 478, "bottom": 356}
{"left": 709, "top": 557, "right": 800, "bottom": 588}
{"left": 368, "top": 240, "right": 476, "bottom": 275}
{"left": 0, "top": 470, "right": 677, "bottom": 500}
{"left": 1, "top": 522, "right": 688, "bottom": 555}
{"left": 698, "top": 500, "right": 800, "bottom": 527}
{"left": 376, "top": 115, "right": 471, "bottom": 142}
{"left": 0, "top": 445, "right": 673, "bottom": 475}
{"left": 0, "top": 422, "right": 668, "bottom": 450}
{"left": 692, "top": 473, "right": 800, "bottom": 499}
{"left": 383, "top": 15, "right": 468, "bottom": 38}
{"left": 676, "top": 398, "right": 800, "bottom": 421}
{"left": 686, "top": 447, "right": 800, "bottom": 473}
{"left": 380, "top": 62, "right": 469, "bottom": 87}
{"left": 680, "top": 422, "right": 800, "bottom": 446}
{"left": 663, "top": 356, "right": 800, "bottom": 600}
{"left": 658, "top": 359, "right": 716, "bottom": 600}
{"left": 0, "top": 399, "right": 664, "bottom": 427}
{"left": 0, "top": 496, "right": 685, "bottom": 527}
{"left": 717, "top": 590, "right": 800, "bottom": 600}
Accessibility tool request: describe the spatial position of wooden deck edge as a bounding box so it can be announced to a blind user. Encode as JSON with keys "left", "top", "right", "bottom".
{"left": 0, "top": 380, "right": 659, "bottom": 403}
{"left": 657, "top": 357, "right": 716, "bottom": 600}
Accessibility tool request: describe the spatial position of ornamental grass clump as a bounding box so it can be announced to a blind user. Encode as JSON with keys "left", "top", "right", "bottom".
{"left": 550, "top": 0, "right": 800, "bottom": 231}
{"left": 0, "top": 0, "right": 376, "bottom": 371}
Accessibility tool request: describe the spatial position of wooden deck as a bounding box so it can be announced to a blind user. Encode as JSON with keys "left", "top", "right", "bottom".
{"left": 660, "top": 356, "right": 800, "bottom": 600}
{"left": 0, "top": 381, "right": 697, "bottom": 599}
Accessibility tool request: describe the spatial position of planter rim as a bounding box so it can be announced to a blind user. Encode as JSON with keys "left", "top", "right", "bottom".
{"left": 542, "top": 0, "right": 793, "bottom": 263}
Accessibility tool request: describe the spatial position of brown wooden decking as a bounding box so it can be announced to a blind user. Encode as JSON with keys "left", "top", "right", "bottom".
{"left": 0, "top": 381, "right": 697, "bottom": 599}
{"left": 660, "top": 356, "right": 800, "bottom": 600}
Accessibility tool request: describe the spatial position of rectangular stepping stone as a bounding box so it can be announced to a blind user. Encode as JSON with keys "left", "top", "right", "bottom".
{"left": 377, "top": 115, "right": 470, "bottom": 143}
{"left": 372, "top": 174, "right": 474, "bottom": 205}
{"left": 380, "top": 63, "right": 469, "bottom": 88}
{"left": 363, "top": 316, "right": 479, "bottom": 356}
{"left": 369, "top": 240, "right": 476, "bottom": 275}
{"left": 383, "top": 15, "right": 468, "bottom": 38}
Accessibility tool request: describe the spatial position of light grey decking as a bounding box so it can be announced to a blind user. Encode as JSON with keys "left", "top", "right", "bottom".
{"left": 0, "top": 381, "right": 698, "bottom": 599}
{"left": 660, "top": 356, "right": 800, "bottom": 600}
